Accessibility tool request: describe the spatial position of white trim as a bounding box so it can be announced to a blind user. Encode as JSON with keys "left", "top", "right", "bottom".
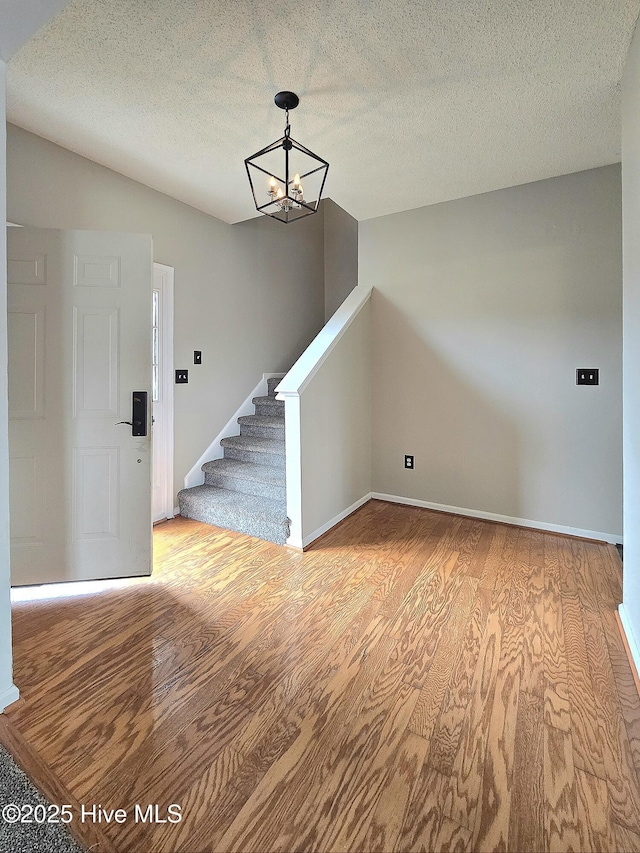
{"left": 284, "top": 395, "right": 303, "bottom": 548}
{"left": 297, "top": 493, "right": 372, "bottom": 549}
{"left": 371, "top": 493, "right": 623, "bottom": 544}
{"left": 152, "top": 263, "right": 175, "bottom": 521}
{"left": 184, "top": 373, "right": 285, "bottom": 489}
{"left": 0, "top": 683, "right": 19, "bottom": 712}
{"left": 277, "top": 285, "right": 372, "bottom": 397}
{"left": 619, "top": 604, "right": 640, "bottom": 676}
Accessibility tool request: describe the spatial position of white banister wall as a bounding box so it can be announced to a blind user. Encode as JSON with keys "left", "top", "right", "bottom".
{"left": 277, "top": 286, "right": 372, "bottom": 548}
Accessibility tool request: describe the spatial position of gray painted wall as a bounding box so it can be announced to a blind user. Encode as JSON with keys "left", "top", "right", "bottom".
{"left": 7, "top": 124, "right": 326, "bottom": 501}
{"left": 360, "top": 166, "right": 622, "bottom": 538}
{"left": 622, "top": 21, "right": 640, "bottom": 661}
{"left": 0, "top": 0, "right": 70, "bottom": 61}
{"left": 323, "top": 198, "right": 358, "bottom": 321}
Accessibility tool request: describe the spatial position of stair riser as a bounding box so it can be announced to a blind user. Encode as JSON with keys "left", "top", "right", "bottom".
{"left": 179, "top": 497, "right": 288, "bottom": 545}
{"left": 253, "top": 401, "right": 285, "bottom": 417}
{"left": 240, "top": 423, "right": 285, "bottom": 440}
{"left": 204, "top": 471, "right": 286, "bottom": 502}
{"left": 223, "top": 446, "right": 285, "bottom": 468}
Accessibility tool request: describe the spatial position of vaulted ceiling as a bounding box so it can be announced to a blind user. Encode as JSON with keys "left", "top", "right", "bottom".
{"left": 7, "top": 0, "right": 640, "bottom": 223}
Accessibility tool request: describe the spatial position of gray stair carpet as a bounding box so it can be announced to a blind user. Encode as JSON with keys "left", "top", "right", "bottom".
{"left": 178, "top": 377, "right": 288, "bottom": 545}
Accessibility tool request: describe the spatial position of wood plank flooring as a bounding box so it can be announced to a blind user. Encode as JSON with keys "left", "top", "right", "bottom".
{"left": 5, "top": 500, "right": 640, "bottom": 852}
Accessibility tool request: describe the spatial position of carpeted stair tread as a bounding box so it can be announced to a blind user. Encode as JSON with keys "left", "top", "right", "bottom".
{"left": 179, "top": 484, "right": 286, "bottom": 521}
{"left": 237, "top": 414, "right": 285, "bottom": 439}
{"left": 202, "top": 457, "right": 285, "bottom": 501}
{"left": 237, "top": 415, "right": 284, "bottom": 428}
{"left": 220, "top": 435, "right": 285, "bottom": 455}
{"left": 252, "top": 395, "right": 284, "bottom": 409}
{"left": 178, "top": 485, "right": 288, "bottom": 544}
{"left": 202, "top": 458, "right": 285, "bottom": 484}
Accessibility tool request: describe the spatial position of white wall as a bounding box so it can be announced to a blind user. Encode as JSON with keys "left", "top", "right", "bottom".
{"left": 622, "top": 22, "right": 640, "bottom": 668}
{"left": 0, "top": 62, "right": 19, "bottom": 708}
{"left": 299, "top": 299, "right": 371, "bottom": 544}
{"left": 7, "top": 125, "right": 326, "bottom": 501}
{"left": 361, "top": 166, "right": 622, "bottom": 541}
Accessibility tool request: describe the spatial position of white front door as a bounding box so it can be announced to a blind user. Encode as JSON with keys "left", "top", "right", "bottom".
{"left": 8, "top": 227, "right": 153, "bottom": 585}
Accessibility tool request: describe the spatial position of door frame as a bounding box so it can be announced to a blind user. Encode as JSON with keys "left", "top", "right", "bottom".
{"left": 153, "top": 263, "right": 175, "bottom": 522}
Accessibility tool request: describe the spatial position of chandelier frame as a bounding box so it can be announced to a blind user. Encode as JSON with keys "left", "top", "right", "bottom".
{"left": 245, "top": 92, "right": 329, "bottom": 224}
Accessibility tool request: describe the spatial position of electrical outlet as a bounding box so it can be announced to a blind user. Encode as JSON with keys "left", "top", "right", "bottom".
{"left": 404, "top": 455, "right": 414, "bottom": 470}
{"left": 194, "top": 351, "right": 202, "bottom": 364}
{"left": 175, "top": 370, "right": 189, "bottom": 384}
{"left": 576, "top": 369, "right": 599, "bottom": 385}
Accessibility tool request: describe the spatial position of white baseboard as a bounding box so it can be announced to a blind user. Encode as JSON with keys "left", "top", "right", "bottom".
{"left": 0, "top": 683, "right": 19, "bottom": 713}
{"left": 292, "top": 493, "right": 372, "bottom": 549}
{"left": 153, "top": 510, "right": 175, "bottom": 523}
{"left": 619, "top": 604, "right": 640, "bottom": 677}
{"left": 183, "top": 373, "right": 285, "bottom": 489}
{"left": 370, "top": 493, "right": 623, "bottom": 544}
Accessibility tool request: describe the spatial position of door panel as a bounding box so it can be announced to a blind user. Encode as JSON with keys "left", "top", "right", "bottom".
{"left": 73, "top": 445, "right": 119, "bottom": 540}
{"left": 73, "top": 306, "right": 119, "bottom": 417}
{"left": 9, "top": 455, "right": 43, "bottom": 543}
{"left": 8, "top": 227, "right": 153, "bottom": 585}
{"left": 8, "top": 308, "right": 45, "bottom": 418}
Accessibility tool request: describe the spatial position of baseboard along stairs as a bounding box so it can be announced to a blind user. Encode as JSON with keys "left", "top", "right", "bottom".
{"left": 178, "top": 378, "right": 289, "bottom": 544}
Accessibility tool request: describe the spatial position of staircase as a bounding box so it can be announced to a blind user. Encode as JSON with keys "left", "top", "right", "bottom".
{"left": 177, "top": 378, "right": 289, "bottom": 544}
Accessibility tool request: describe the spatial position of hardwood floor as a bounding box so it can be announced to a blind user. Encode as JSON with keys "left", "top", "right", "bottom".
{"left": 5, "top": 500, "right": 640, "bottom": 852}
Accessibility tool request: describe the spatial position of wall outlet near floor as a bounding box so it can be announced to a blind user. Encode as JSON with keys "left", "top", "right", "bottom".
{"left": 175, "top": 370, "right": 189, "bottom": 384}
{"left": 404, "top": 454, "right": 414, "bottom": 469}
{"left": 194, "top": 351, "right": 201, "bottom": 364}
{"left": 576, "top": 368, "right": 599, "bottom": 385}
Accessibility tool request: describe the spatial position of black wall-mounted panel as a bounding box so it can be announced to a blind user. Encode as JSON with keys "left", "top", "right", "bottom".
{"left": 576, "top": 369, "right": 599, "bottom": 385}
{"left": 132, "top": 391, "right": 148, "bottom": 436}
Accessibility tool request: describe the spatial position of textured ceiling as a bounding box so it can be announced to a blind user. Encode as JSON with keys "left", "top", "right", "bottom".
{"left": 7, "top": 0, "right": 640, "bottom": 223}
